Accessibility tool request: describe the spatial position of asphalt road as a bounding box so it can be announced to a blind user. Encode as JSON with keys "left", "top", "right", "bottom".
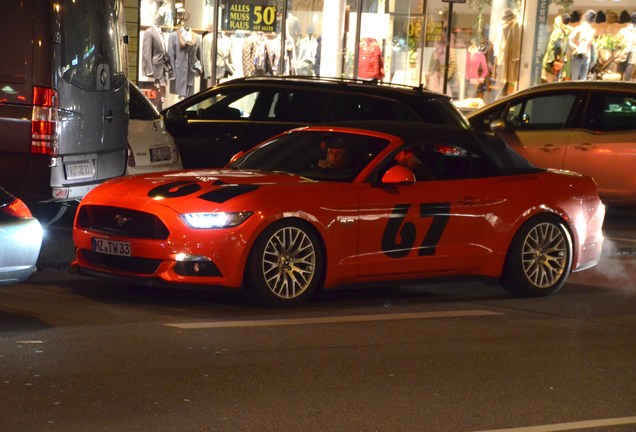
{"left": 1, "top": 259, "right": 636, "bottom": 431}
{"left": 1, "top": 206, "right": 633, "bottom": 431}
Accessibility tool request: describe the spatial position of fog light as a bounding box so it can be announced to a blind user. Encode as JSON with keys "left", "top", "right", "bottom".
{"left": 174, "top": 259, "right": 221, "bottom": 277}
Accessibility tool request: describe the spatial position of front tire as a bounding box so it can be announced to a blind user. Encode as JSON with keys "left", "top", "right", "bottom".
{"left": 502, "top": 215, "right": 572, "bottom": 297}
{"left": 245, "top": 219, "right": 323, "bottom": 307}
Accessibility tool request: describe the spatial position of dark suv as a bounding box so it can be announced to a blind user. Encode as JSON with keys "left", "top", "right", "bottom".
{"left": 163, "top": 76, "right": 470, "bottom": 169}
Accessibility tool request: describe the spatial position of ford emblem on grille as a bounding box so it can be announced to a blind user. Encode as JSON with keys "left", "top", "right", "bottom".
{"left": 114, "top": 214, "right": 132, "bottom": 227}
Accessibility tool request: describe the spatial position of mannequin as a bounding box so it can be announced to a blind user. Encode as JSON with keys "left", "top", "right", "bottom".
{"left": 465, "top": 39, "right": 488, "bottom": 97}
{"left": 568, "top": 9, "right": 597, "bottom": 80}
{"left": 141, "top": 16, "right": 170, "bottom": 109}
{"left": 618, "top": 12, "right": 636, "bottom": 81}
{"left": 541, "top": 14, "right": 571, "bottom": 83}
{"left": 493, "top": 8, "right": 521, "bottom": 98}
{"left": 296, "top": 29, "right": 319, "bottom": 76}
{"left": 168, "top": 23, "right": 201, "bottom": 98}
{"left": 216, "top": 32, "right": 235, "bottom": 82}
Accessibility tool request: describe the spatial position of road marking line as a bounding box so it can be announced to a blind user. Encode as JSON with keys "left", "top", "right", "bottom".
{"left": 473, "top": 416, "right": 636, "bottom": 432}
{"left": 607, "top": 237, "right": 636, "bottom": 243}
{"left": 165, "top": 309, "right": 503, "bottom": 329}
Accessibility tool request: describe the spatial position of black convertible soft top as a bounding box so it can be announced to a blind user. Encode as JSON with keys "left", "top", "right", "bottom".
{"left": 323, "top": 120, "right": 542, "bottom": 175}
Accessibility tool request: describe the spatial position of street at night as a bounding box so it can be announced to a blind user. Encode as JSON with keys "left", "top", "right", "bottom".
{"left": 0, "top": 209, "right": 635, "bottom": 431}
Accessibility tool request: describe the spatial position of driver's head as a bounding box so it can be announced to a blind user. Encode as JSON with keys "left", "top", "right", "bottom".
{"left": 326, "top": 146, "right": 349, "bottom": 169}
{"left": 321, "top": 137, "right": 350, "bottom": 170}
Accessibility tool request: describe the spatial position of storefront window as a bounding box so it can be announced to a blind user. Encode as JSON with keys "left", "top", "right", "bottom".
{"left": 135, "top": 0, "right": 636, "bottom": 112}
{"left": 339, "top": 1, "right": 423, "bottom": 85}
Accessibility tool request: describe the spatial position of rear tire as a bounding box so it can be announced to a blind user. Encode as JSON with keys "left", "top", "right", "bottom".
{"left": 501, "top": 214, "right": 572, "bottom": 297}
{"left": 245, "top": 219, "right": 323, "bottom": 307}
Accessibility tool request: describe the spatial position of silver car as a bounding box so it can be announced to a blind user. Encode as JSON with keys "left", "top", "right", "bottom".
{"left": 0, "top": 187, "right": 43, "bottom": 285}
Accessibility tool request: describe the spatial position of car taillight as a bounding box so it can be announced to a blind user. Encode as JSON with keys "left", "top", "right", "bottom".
{"left": 1, "top": 198, "right": 33, "bottom": 219}
{"left": 127, "top": 144, "right": 136, "bottom": 167}
{"left": 30, "top": 86, "right": 59, "bottom": 156}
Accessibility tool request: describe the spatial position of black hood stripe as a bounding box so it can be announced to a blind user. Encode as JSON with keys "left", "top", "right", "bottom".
{"left": 198, "top": 185, "right": 260, "bottom": 203}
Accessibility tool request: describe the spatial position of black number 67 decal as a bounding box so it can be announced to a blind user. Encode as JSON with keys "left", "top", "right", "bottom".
{"left": 381, "top": 202, "right": 450, "bottom": 258}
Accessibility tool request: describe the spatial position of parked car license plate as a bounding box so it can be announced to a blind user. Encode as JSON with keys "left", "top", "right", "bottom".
{"left": 150, "top": 146, "right": 171, "bottom": 162}
{"left": 92, "top": 237, "right": 131, "bottom": 257}
{"left": 65, "top": 161, "right": 94, "bottom": 180}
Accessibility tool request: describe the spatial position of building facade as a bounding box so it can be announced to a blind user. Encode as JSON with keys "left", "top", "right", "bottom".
{"left": 126, "top": 0, "right": 636, "bottom": 110}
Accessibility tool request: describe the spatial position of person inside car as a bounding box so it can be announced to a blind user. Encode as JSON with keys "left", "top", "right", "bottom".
{"left": 318, "top": 138, "right": 351, "bottom": 171}
{"left": 394, "top": 147, "right": 436, "bottom": 180}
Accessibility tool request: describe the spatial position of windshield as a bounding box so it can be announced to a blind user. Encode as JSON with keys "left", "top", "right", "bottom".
{"left": 230, "top": 131, "right": 390, "bottom": 182}
{"left": 59, "top": 0, "right": 128, "bottom": 91}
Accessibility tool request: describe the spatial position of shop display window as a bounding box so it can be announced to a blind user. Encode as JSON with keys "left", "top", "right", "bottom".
{"left": 134, "top": 0, "right": 636, "bottom": 111}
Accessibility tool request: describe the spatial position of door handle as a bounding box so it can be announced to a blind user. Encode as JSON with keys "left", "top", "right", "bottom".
{"left": 104, "top": 110, "right": 114, "bottom": 123}
{"left": 574, "top": 143, "right": 594, "bottom": 151}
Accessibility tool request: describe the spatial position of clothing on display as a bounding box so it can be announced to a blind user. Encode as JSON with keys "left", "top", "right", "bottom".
{"left": 216, "top": 32, "right": 235, "bottom": 79}
{"left": 542, "top": 14, "right": 571, "bottom": 83}
{"left": 201, "top": 31, "right": 214, "bottom": 80}
{"left": 296, "top": 33, "right": 319, "bottom": 76}
{"left": 140, "top": 0, "right": 173, "bottom": 27}
{"left": 142, "top": 25, "right": 170, "bottom": 83}
{"left": 268, "top": 34, "right": 296, "bottom": 75}
{"left": 358, "top": 37, "right": 384, "bottom": 81}
{"left": 168, "top": 26, "right": 201, "bottom": 98}
{"left": 465, "top": 42, "right": 488, "bottom": 97}
{"left": 141, "top": 25, "right": 171, "bottom": 108}
{"left": 494, "top": 8, "right": 521, "bottom": 95}
{"left": 242, "top": 32, "right": 273, "bottom": 77}
{"left": 617, "top": 13, "right": 636, "bottom": 81}
{"left": 202, "top": 31, "right": 235, "bottom": 82}
{"left": 568, "top": 9, "right": 596, "bottom": 80}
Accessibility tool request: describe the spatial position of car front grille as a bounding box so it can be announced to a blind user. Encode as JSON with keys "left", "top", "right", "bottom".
{"left": 80, "top": 249, "right": 162, "bottom": 275}
{"left": 76, "top": 205, "right": 170, "bottom": 240}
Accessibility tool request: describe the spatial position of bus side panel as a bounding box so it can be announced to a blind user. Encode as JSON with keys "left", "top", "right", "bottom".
{"left": 0, "top": 0, "right": 34, "bottom": 199}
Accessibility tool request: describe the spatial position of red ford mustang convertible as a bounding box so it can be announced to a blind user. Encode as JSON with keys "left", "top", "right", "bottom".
{"left": 71, "top": 121, "right": 605, "bottom": 306}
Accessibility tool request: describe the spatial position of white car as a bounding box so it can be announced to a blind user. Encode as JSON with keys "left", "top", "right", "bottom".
{"left": 0, "top": 187, "right": 43, "bottom": 285}
{"left": 127, "top": 82, "right": 182, "bottom": 175}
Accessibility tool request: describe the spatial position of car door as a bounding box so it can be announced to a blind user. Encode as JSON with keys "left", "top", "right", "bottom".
{"left": 564, "top": 90, "right": 636, "bottom": 202}
{"left": 164, "top": 86, "right": 278, "bottom": 168}
{"left": 166, "top": 86, "right": 332, "bottom": 169}
{"left": 488, "top": 92, "right": 580, "bottom": 170}
{"left": 357, "top": 141, "right": 511, "bottom": 278}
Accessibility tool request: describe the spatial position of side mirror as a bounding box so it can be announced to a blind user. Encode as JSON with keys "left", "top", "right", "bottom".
{"left": 164, "top": 108, "right": 187, "bottom": 133}
{"left": 228, "top": 150, "right": 245, "bottom": 165}
{"left": 381, "top": 165, "right": 416, "bottom": 185}
{"left": 490, "top": 119, "right": 506, "bottom": 132}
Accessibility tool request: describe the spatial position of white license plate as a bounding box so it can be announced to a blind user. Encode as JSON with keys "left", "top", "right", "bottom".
{"left": 92, "top": 238, "right": 131, "bottom": 257}
{"left": 66, "top": 161, "right": 94, "bottom": 180}
{"left": 150, "top": 146, "right": 171, "bottom": 162}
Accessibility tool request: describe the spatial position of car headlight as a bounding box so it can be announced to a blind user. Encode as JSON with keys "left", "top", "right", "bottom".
{"left": 180, "top": 211, "right": 253, "bottom": 229}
